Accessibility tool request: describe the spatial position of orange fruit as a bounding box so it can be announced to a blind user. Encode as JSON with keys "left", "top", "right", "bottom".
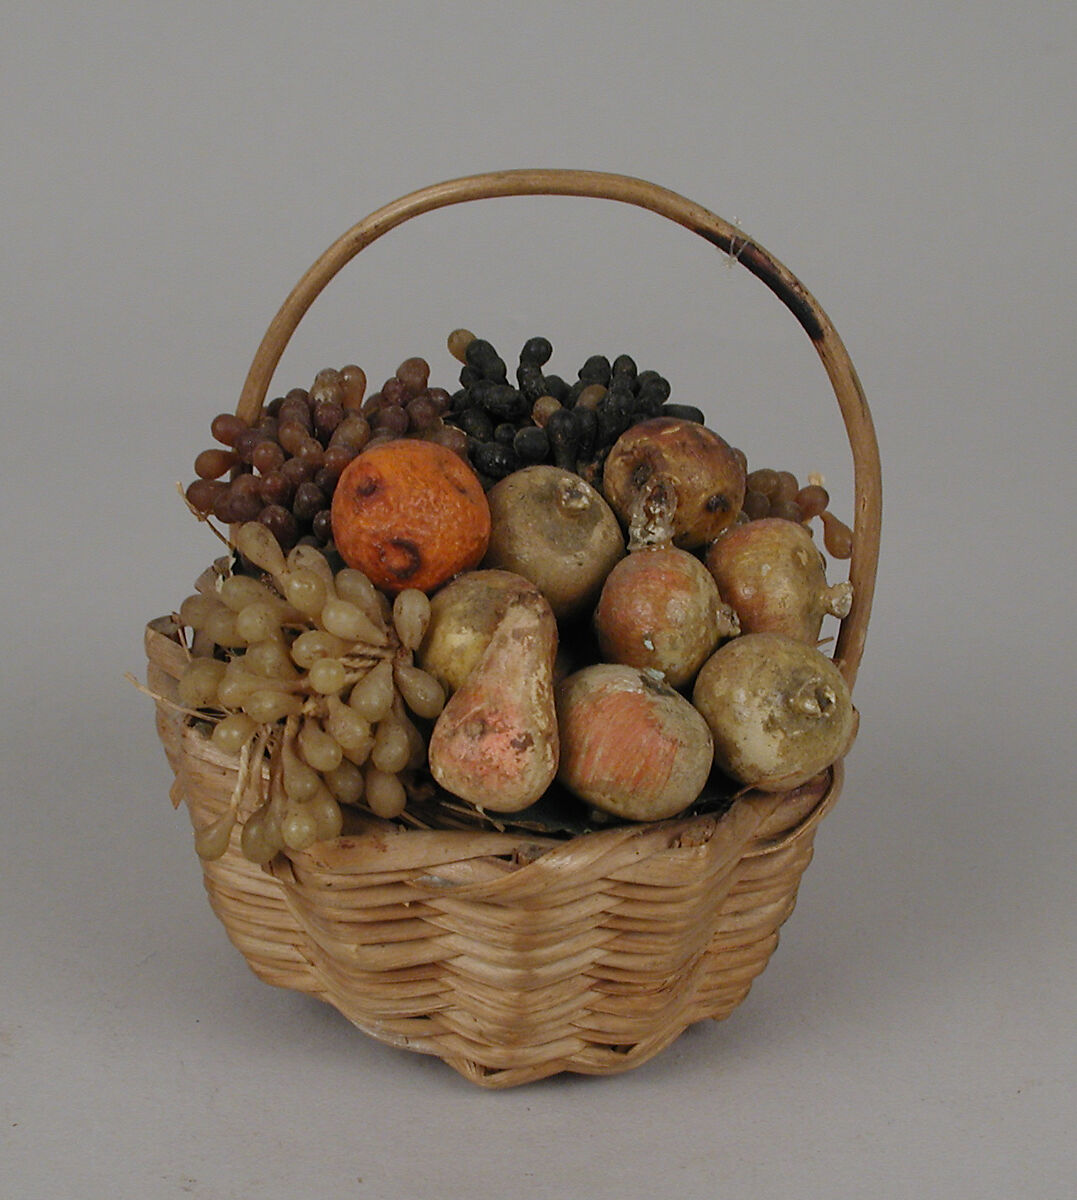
{"left": 330, "top": 438, "right": 491, "bottom": 594}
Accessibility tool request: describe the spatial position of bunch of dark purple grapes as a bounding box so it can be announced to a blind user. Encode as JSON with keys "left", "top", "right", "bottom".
{"left": 442, "top": 330, "right": 704, "bottom": 488}
{"left": 184, "top": 358, "right": 464, "bottom": 552}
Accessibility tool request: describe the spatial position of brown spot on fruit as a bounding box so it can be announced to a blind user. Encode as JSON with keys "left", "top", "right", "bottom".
{"left": 381, "top": 538, "right": 422, "bottom": 580}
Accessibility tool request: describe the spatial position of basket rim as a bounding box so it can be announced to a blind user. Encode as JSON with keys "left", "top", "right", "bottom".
{"left": 276, "top": 766, "right": 839, "bottom": 882}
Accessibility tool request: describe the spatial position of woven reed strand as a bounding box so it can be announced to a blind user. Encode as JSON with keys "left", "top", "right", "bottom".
{"left": 148, "top": 620, "right": 837, "bottom": 1087}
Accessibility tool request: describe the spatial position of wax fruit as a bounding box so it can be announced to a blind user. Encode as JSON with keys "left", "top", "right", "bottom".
{"left": 692, "top": 633, "right": 856, "bottom": 791}
{"left": 601, "top": 418, "right": 746, "bottom": 549}
{"left": 594, "top": 546, "right": 739, "bottom": 688}
{"left": 418, "top": 569, "right": 546, "bottom": 694}
{"left": 427, "top": 588, "right": 559, "bottom": 812}
{"left": 331, "top": 438, "right": 491, "bottom": 594}
{"left": 482, "top": 465, "right": 625, "bottom": 619}
{"left": 705, "top": 518, "right": 853, "bottom": 645}
{"left": 556, "top": 664, "right": 714, "bottom": 821}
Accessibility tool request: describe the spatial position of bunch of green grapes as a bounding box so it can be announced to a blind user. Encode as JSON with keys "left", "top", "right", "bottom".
{"left": 175, "top": 523, "right": 445, "bottom": 863}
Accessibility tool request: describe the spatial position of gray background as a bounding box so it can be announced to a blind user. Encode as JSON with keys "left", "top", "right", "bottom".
{"left": 3, "top": 3, "right": 1074, "bottom": 1197}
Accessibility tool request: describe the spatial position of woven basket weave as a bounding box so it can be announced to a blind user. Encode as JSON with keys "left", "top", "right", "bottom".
{"left": 146, "top": 170, "right": 881, "bottom": 1088}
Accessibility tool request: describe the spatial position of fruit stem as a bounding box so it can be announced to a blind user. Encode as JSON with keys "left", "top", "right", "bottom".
{"left": 823, "top": 580, "right": 854, "bottom": 619}
{"left": 627, "top": 475, "right": 676, "bottom": 550}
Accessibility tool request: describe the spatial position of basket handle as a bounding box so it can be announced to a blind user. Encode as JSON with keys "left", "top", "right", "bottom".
{"left": 236, "top": 169, "right": 881, "bottom": 691}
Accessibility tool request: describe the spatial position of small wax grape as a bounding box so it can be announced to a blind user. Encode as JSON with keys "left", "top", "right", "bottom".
{"left": 371, "top": 713, "right": 411, "bottom": 774}
{"left": 258, "top": 504, "right": 300, "bottom": 551}
{"left": 179, "top": 593, "right": 221, "bottom": 630}
{"left": 287, "top": 545, "right": 334, "bottom": 585}
{"left": 396, "top": 356, "right": 431, "bottom": 396}
{"left": 308, "top": 788, "right": 344, "bottom": 840}
{"left": 821, "top": 510, "right": 854, "bottom": 559}
{"left": 340, "top": 365, "right": 367, "bottom": 410}
{"left": 770, "top": 499, "right": 803, "bottom": 522}
{"left": 392, "top": 589, "right": 430, "bottom": 651}
{"left": 405, "top": 396, "right": 438, "bottom": 431}
{"left": 242, "top": 689, "right": 304, "bottom": 723}
{"left": 575, "top": 384, "right": 606, "bottom": 410}
{"left": 282, "top": 754, "right": 321, "bottom": 803}
{"left": 325, "top": 696, "right": 374, "bottom": 757}
{"left": 426, "top": 388, "right": 451, "bottom": 416}
{"left": 349, "top": 659, "right": 395, "bottom": 722}
{"left": 235, "top": 522, "right": 287, "bottom": 577}
{"left": 312, "top": 366, "right": 342, "bottom": 390}
{"left": 194, "top": 810, "right": 236, "bottom": 860}
{"left": 334, "top": 569, "right": 389, "bottom": 623}
{"left": 295, "top": 438, "right": 325, "bottom": 470}
{"left": 194, "top": 448, "right": 238, "bottom": 479}
{"left": 298, "top": 719, "right": 343, "bottom": 772}
{"left": 211, "top": 712, "right": 257, "bottom": 754}
{"left": 307, "top": 657, "right": 347, "bottom": 695}
{"left": 323, "top": 443, "right": 358, "bottom": 478}
{"left": 796, "top": 483, "right": 830, "bottom": 520}
{"left": 221, "top": 656, "right": 282, "bottom": 699}
{"left": 312, "top": 398, "right": 344, "bottom": 441}
{"left": 293, "top": 481, "right": 327, "bottom": 522}
{"left": 394, "top": 701, "right": 426, "bottom": 770}
{"left": 428, "top": 423, "right": 469, "bottom": 459}
{"left": 280, "top": 391, "right": 312, "bottom": 424}
{"left": 290, "top": 629, "right": 349, "bottom": 669}
{"left": 285, "top": 567, "right": 328, "bottom": 618}
{"left": 371, "top": 406, "right": 408, "bottom": 436}
{"left": 203, "top": 607, "right": 246, "bottom": 648}
{"left": 381, "top": 377, "right": 408, "bottom": 406}
{"left": 365, "top": 768, "right": 407, "bottom": 819}
{"left": 240, "top": 807, "right": 281, "bottom": 864}
{"left": 185, "top": 479, "right": 226, "bottom": 515}
{"left": 321, "top": 598, "right": 385, "bottom": 644}
{"left": 251, "top": 439, "right": 285, "bottom": 475}
{"left": 243, "top": 639, "right": 298, "bottom": 680}
{"left": 742, "top": 490, "right": 771, "bottom": 520}
{"left": 211, "top": 413, "right": 248, "bottom": 446}
{"left": 447, "top": 328, "right": 476, "bottom": 363}
{"left": 324, "top": 759, "right": 364, "bottom": 805}
{"left": 531, "top": 396, "right": 561, "bottom": 427}
{"left": 393, "top": 663, "right": 445, "bottom": 719}
{"left": 258, "top": 471, "right": 293, "bottom": 507}
{"left": 774, "top": 471, "right": 800, "bottom": 504}
{"left": 747, "top": 468, "right": 780, "bottom": 497}
{"left": 331, "top": 414, "right": 371, "bottom": 451}
{"left": 177, "top": 659, "right": 226, "bottom": 708}
{"left": 235, "top": 601, "right": 283, "bottom": 644}
{"left": 224, "top": 476, "right": 264, "bottom": 522}
{"left": 280, "top": 805, "right": 319, "bottom": 851}
{"left": 219, "top": 575, "right": 276, "bottom": 613}
{"left": 216, "top": 666, "right": 261, "bottom": 708}
{"left": 278, "top": 420, "right": 308, "bottom": 455}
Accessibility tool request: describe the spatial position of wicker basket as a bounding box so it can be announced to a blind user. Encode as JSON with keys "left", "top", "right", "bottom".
{"left": 145, "top": 169, "right": 881, "bottom": 1088}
